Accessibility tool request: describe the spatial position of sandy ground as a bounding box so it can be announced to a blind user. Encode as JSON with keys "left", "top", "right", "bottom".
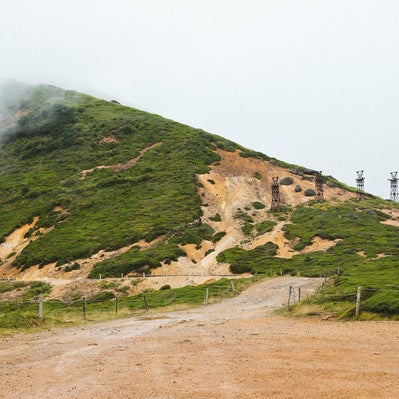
{"left": 1, "top": 276, "right": 399, "bottom": 399}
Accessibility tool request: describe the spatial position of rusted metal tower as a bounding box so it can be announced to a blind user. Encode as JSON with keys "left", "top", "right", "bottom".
{"left": 389, "top": 171, "right": 398, "bottom": 202}
{"left": 315, "top": 171, "right": 324, "bottom": 201}
{"left": 356, "top": 170, "right": 365, "bottom": 199}
{"left": 271, "top": 176, "right": 281, "bottom": 211}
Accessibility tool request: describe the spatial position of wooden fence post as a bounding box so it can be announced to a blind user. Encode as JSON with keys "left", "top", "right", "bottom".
{"left": 231, "top": 281, "right": 235, "bottom": 292}
{"left": 288, "top": 286, "right": 292, "bottom": 307}
{"left": 143, "top": 294, "right": 148, "bottom": 312}
{"left": 355, "top": 286, "right": 361, "bottom": 320}
{"left": 39, "top": 294, "right": 43, "bottom": 322}
{"left": 298, "top": 287, "right": 301, "bottom": 302}
{"left": 82, "top": 297, "right": 86, "bottom": 320}
{"left": 205, "top": 288, "right": 209, "bottom": 305}
{"left": 292, "top": 286, "right": 296, "bottom": 304}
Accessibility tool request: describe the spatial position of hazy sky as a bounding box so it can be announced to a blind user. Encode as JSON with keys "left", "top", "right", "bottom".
{"left": 1, "top": 1, "right": 398, "bottom": 198}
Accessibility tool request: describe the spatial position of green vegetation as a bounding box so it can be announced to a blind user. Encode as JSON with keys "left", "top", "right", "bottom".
{"left": 254, "top": 220, "right": 276, "bottom": 235}
{"left": 220, "top": 199, "right": 399, "bottom": 318}
{"left": 0, "top": 277, "right": 255, "bottom": 332}
{"left": 209, "top": 213, "right": 222, "bottom": 222}
{"left": 0, "top": 84, "right": 269, "bottom": 272}
{"left": 252, "top": 201, "right": 265, "bottom": 210}
{"left": 2, "top": 83, "right": 399, "bottom": 319}
{"left": 212, "top": 231, "right": 226, "bottom": 243}
{"left": 0, "top": 281, "right": 29, "bottom": 293}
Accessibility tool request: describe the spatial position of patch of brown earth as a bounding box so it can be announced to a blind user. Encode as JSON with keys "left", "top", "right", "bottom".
{"left": 80, "top": 142, "right": 162, "bottom": 179}
{"left": 100, "top": 135, "right": 119, "bottom": 144}
{"left": 2, "top": 109, "right": 30, "bottom": 129}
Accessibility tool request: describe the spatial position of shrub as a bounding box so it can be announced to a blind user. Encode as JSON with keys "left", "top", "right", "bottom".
{"left": 212, "top": 231, "right": 226, "bottom": 243}
{"left": 252, "top": 201, "right": 265, "bottom": 210}
{"left": 209, "top": 213, "right": 222, "bottom": 222}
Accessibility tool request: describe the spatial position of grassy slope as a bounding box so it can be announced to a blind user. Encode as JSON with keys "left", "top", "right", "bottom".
{"left": 1, "top": 84, "right": 399, "bottom": 319}
{"left": 0, "top": 85, "right": 239, "bottom": 273}
{"left": 218, "top": 198, "right": 399, "bottom": 317}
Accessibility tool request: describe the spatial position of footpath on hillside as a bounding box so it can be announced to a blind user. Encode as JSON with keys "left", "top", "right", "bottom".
{"left": 1, "top": 276, "right": 398, "bottom": 399}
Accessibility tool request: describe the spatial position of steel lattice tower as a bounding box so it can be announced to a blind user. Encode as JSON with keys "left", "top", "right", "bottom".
{"left": 271, "top": 176, "right": 281, "bottom": 211}
{"left": 315, "top": 171, "right": 324, "bottom": 202}
{"left": 356, "top": 170, "right": 365, "bottom": 199}
{"left": 389, "top": 171, "right": 398, "bottom": 202}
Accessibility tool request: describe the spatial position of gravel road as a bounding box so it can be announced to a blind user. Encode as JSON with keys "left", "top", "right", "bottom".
{"left": 1, "top": 277, "right": 398, "bottom": 399}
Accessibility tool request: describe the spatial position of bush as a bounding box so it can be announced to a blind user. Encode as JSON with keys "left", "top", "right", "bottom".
{"left": 88, "top": 291, "right": 115, "bottom": 302}
{"left": 252, "top": 201, "right": 265, "bottom": 210}
{"left": 209, "top": 213, "right": 221, "bottom": 222}
{"left": 212, "top": 231, "right": 226, "bottom": 243}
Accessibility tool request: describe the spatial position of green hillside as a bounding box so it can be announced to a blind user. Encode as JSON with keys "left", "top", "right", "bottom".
{"left": 0, "top": 83, "right": 241, "bottom": 271}
{"left": 1, "top": 83, "right": 399, "bottom": 320}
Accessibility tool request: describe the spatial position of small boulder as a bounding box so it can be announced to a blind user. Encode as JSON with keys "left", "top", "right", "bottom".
{"left": 295, "top": 185, "right": 302, "bottom": 192}
{"left": 280, "top": 177, "right": 294, "bottom": 186}
{"left": 304, "top": 188, "right": 316, "bottom": 197}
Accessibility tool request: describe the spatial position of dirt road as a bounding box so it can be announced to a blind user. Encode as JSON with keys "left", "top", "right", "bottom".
{"left": 1, "top": 277, "right": 399, "bottom": 399}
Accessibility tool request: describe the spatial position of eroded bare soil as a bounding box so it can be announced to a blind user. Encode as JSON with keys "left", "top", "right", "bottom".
{"left": 1, "top": 277, "right": 398, "bottom": 399}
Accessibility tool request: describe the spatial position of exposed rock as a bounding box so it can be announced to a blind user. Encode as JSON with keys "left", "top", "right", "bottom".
{"left": 280, "top": 177, "right": 294, "bottom": 186}
{"left": 304, "top": 188, "right": 316, "bottom": 197}
{"left": 295, "top": 185, "right": 302, "bottom": 192}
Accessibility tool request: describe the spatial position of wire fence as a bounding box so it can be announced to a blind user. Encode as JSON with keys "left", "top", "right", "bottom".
{"left": 0, "top": 279, "right": 244, "bottom": 328}
{"left": 2, "top": 274, "right": 399, "bottom": 327}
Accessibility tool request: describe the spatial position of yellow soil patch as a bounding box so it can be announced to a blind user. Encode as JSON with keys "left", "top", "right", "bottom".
{"left": 380, "top": 208, "right": 399, "bottom": 227}
{"left": 301, "top": 236, "right": 341, "bottom": 254}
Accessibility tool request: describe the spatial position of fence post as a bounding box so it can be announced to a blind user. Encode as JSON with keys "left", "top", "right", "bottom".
{"left": 231, "top": 281, "right": 235, "bottom": 292}
{"left": 82, "top": 297, "right": 86, "bottom": 320}
{"left": 355, "top": 286, "right": 361, "bottom": 320}
{"left": 143, "top": 294, "right": 148, "bottom": 312}
{"left": 115, "top": 296, "right": 119, "bottom": 314}
{"left": 205, "top": 288, "right": 209, "bottom": 305}
{"left": 298, "top": 287, "right": 301, "bottom": 302}
{"left": 39, "top": 294, "right": 43, "bottom": 322}
{"left": 288, "top": 286, "right": 292, "bottom": 307}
